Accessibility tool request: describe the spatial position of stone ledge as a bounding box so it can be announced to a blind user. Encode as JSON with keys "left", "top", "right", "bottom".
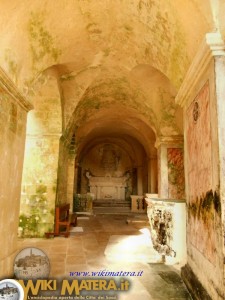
{"left": 0, "top": 66, "right": 33, "bottom": 112}
{"left": 175, "top": 32, "right": 225, "bottom": 108}
{"left": 181, "top": 264, "right": 212, "bottom": 300}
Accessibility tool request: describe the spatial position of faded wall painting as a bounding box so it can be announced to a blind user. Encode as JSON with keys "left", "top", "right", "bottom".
{"left": 186, "top": 80, "right": 216, "bottom": 264}
{"left": 167, "top": 148, "right": 185, "bottom": 199}
{"left": 80, "top": 143, "right": 133, "bottom": 200}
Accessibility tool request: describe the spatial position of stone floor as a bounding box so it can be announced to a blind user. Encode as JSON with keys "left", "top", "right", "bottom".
{"left": 17, "top": 213, "right": 192, "bottom": 300}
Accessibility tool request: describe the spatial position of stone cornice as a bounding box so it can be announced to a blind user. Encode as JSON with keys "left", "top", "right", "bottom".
{"left": 175, "top": 32, "right": 225, "bottom": 108}
{"left": 155, "top": 135, "right": 184, "bottom": 148}
{"left": 0, "top": 67, "right": 33, "bottom": 112}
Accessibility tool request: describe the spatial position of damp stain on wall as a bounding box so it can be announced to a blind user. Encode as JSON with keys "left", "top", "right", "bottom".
{"left": 27, "top": 11, "right": 62, "bottom": 74}
{"left": 136, "top": 0, "right": 189, "bottom": 87}
{"left": 4, "top": 49, "right": 19, "bottom": 84}
{"left": 188, "top": 190, "right": 221, "bottom": 222}
{"left": 67, "top": 76, "right": 160, "bottom": 138}
{"left": 188, "top": 189, "right": 221, "bottom": 264}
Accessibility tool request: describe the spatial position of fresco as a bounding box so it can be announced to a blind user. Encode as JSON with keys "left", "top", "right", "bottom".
{"left": 186, "top": 80, "right": 216, "bottom": 264}
{"left": 167, "top": 148, "right": 185, "bottom": 199}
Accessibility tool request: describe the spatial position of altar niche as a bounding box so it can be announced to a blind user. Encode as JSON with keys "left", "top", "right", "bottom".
{"left": 86, "top": 172, "right": 129, "bottom": 200}
{"left": 79, "top": 143, "right": 134, "bottom": 200}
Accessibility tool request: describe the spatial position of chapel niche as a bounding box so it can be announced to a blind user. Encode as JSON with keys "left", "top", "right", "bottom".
{"left": 78, "top": 143, "right": 134, "bottom": 200}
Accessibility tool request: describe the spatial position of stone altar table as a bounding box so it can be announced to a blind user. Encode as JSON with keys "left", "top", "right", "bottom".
{"left": 88, "top": 175, "right": 127, "bottom": 200}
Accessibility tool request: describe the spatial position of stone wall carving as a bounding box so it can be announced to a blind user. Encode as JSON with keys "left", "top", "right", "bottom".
{"left": 146, "top": 197, "right": 186, "bottom": 263}
{"left": 147, "top": 202, "right": 175, "bottom": 257}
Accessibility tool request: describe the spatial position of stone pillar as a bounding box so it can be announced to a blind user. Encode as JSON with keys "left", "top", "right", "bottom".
{"left": 20, "top": 75, "right": 62, "bottom": 237}
{"left": 156, "top": 137, "right": 184, "bottom": 199}
{"left": 176, "top": 32, "right": 225, "bottom": 300}
{"left": 67, "top": 135, "right": 77, "bottom": 211}
{"left": 97, "top": 186, "right": 101, "bottom": 199}
{"left": 137, "top": 166, "right": 143, "bottom": 196}
{"left": 147, "top": 159, "right": 151, "bottom": 192}
{"left": 67, "top": 153, "right": 76, "bottom": 211}
{"left": 73, "top": 160, "right": 79, "bottom": 195}
{"left": 57, "top": 137, "right": 70, "bottom": 201}
{"left": 147, "top": 157, "right": 158, "bottom": 193}
{"left": 150, "top": 156, "right": 158, "bottom": 193}
{"left": 0, "top": 67, "right": 33, "bottom": 278}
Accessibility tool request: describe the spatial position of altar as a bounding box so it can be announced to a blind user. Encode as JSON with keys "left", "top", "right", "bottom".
{"left": 88, "top": 175, "right": 127, "bottom": 200}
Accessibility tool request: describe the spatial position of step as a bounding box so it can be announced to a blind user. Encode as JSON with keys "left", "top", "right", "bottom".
{"left": 93, "top": 206, "right": 132, "bottom": 214}
{"left": 93, "top": 199, "right": 131, "bottom": 207}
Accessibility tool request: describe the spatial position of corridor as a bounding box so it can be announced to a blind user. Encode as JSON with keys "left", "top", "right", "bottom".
{"left": 17, "top": 213, "right": 191, "bottom": 300}
{"left": 1, "top": 1, "right": 225, "bottom": 298}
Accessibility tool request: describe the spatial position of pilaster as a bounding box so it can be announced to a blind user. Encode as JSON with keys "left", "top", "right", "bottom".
{"left": 155, "top": 136, "right": 184, "bottom": 199}
{"left": 175, "top": 32, "right": 225, "bottom": 300}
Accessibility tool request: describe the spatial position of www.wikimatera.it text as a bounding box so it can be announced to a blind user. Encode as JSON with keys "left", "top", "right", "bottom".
{"left": 69, "top": 270, "right": 144, "bottom": 277}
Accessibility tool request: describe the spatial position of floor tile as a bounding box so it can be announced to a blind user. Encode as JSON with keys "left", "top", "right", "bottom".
{"left": 16, "top": 213, "right": 191, "bottom": 299}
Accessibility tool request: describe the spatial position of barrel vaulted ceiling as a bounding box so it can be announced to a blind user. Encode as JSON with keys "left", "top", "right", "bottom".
{"left": 0, "top": 0, "right": 223, "bottom": 152}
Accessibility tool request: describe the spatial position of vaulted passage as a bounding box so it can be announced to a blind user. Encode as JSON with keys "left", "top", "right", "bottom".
{"left": 74, "top": 105, "right": 157, "bottom": 196}
{"left": 0, "top": 2, "right": 225, "bottom": 299}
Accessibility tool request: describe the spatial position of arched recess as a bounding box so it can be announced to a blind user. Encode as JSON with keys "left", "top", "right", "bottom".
{"left": 75, "top": 135, "right": 150, "bottom": 200}
{"left": 19, "top": 73, "right": 62, "bottom": 237}
{"left": 77, "top": 141, "right": 138, "bottom": 200}
{"left": 55, "top": 63, "right": 183, "bottom": 210}
{"left": 62, "top": 100, "right": 159, "bottom": 210}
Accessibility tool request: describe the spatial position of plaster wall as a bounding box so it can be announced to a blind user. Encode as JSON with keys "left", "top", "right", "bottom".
{"left": 0, "top": 83, "right": 29, "bottom": 277}
{"left": 183, "top": 59, "right": 224, "bottom": 299}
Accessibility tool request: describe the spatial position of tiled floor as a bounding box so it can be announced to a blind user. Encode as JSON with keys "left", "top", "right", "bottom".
{"left": 17, "top": 213, "right": 192, "bottom": 300}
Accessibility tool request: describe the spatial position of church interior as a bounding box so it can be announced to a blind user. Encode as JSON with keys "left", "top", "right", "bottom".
{"left": 0, "top": 1, "right": 225, "bottom": 299}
